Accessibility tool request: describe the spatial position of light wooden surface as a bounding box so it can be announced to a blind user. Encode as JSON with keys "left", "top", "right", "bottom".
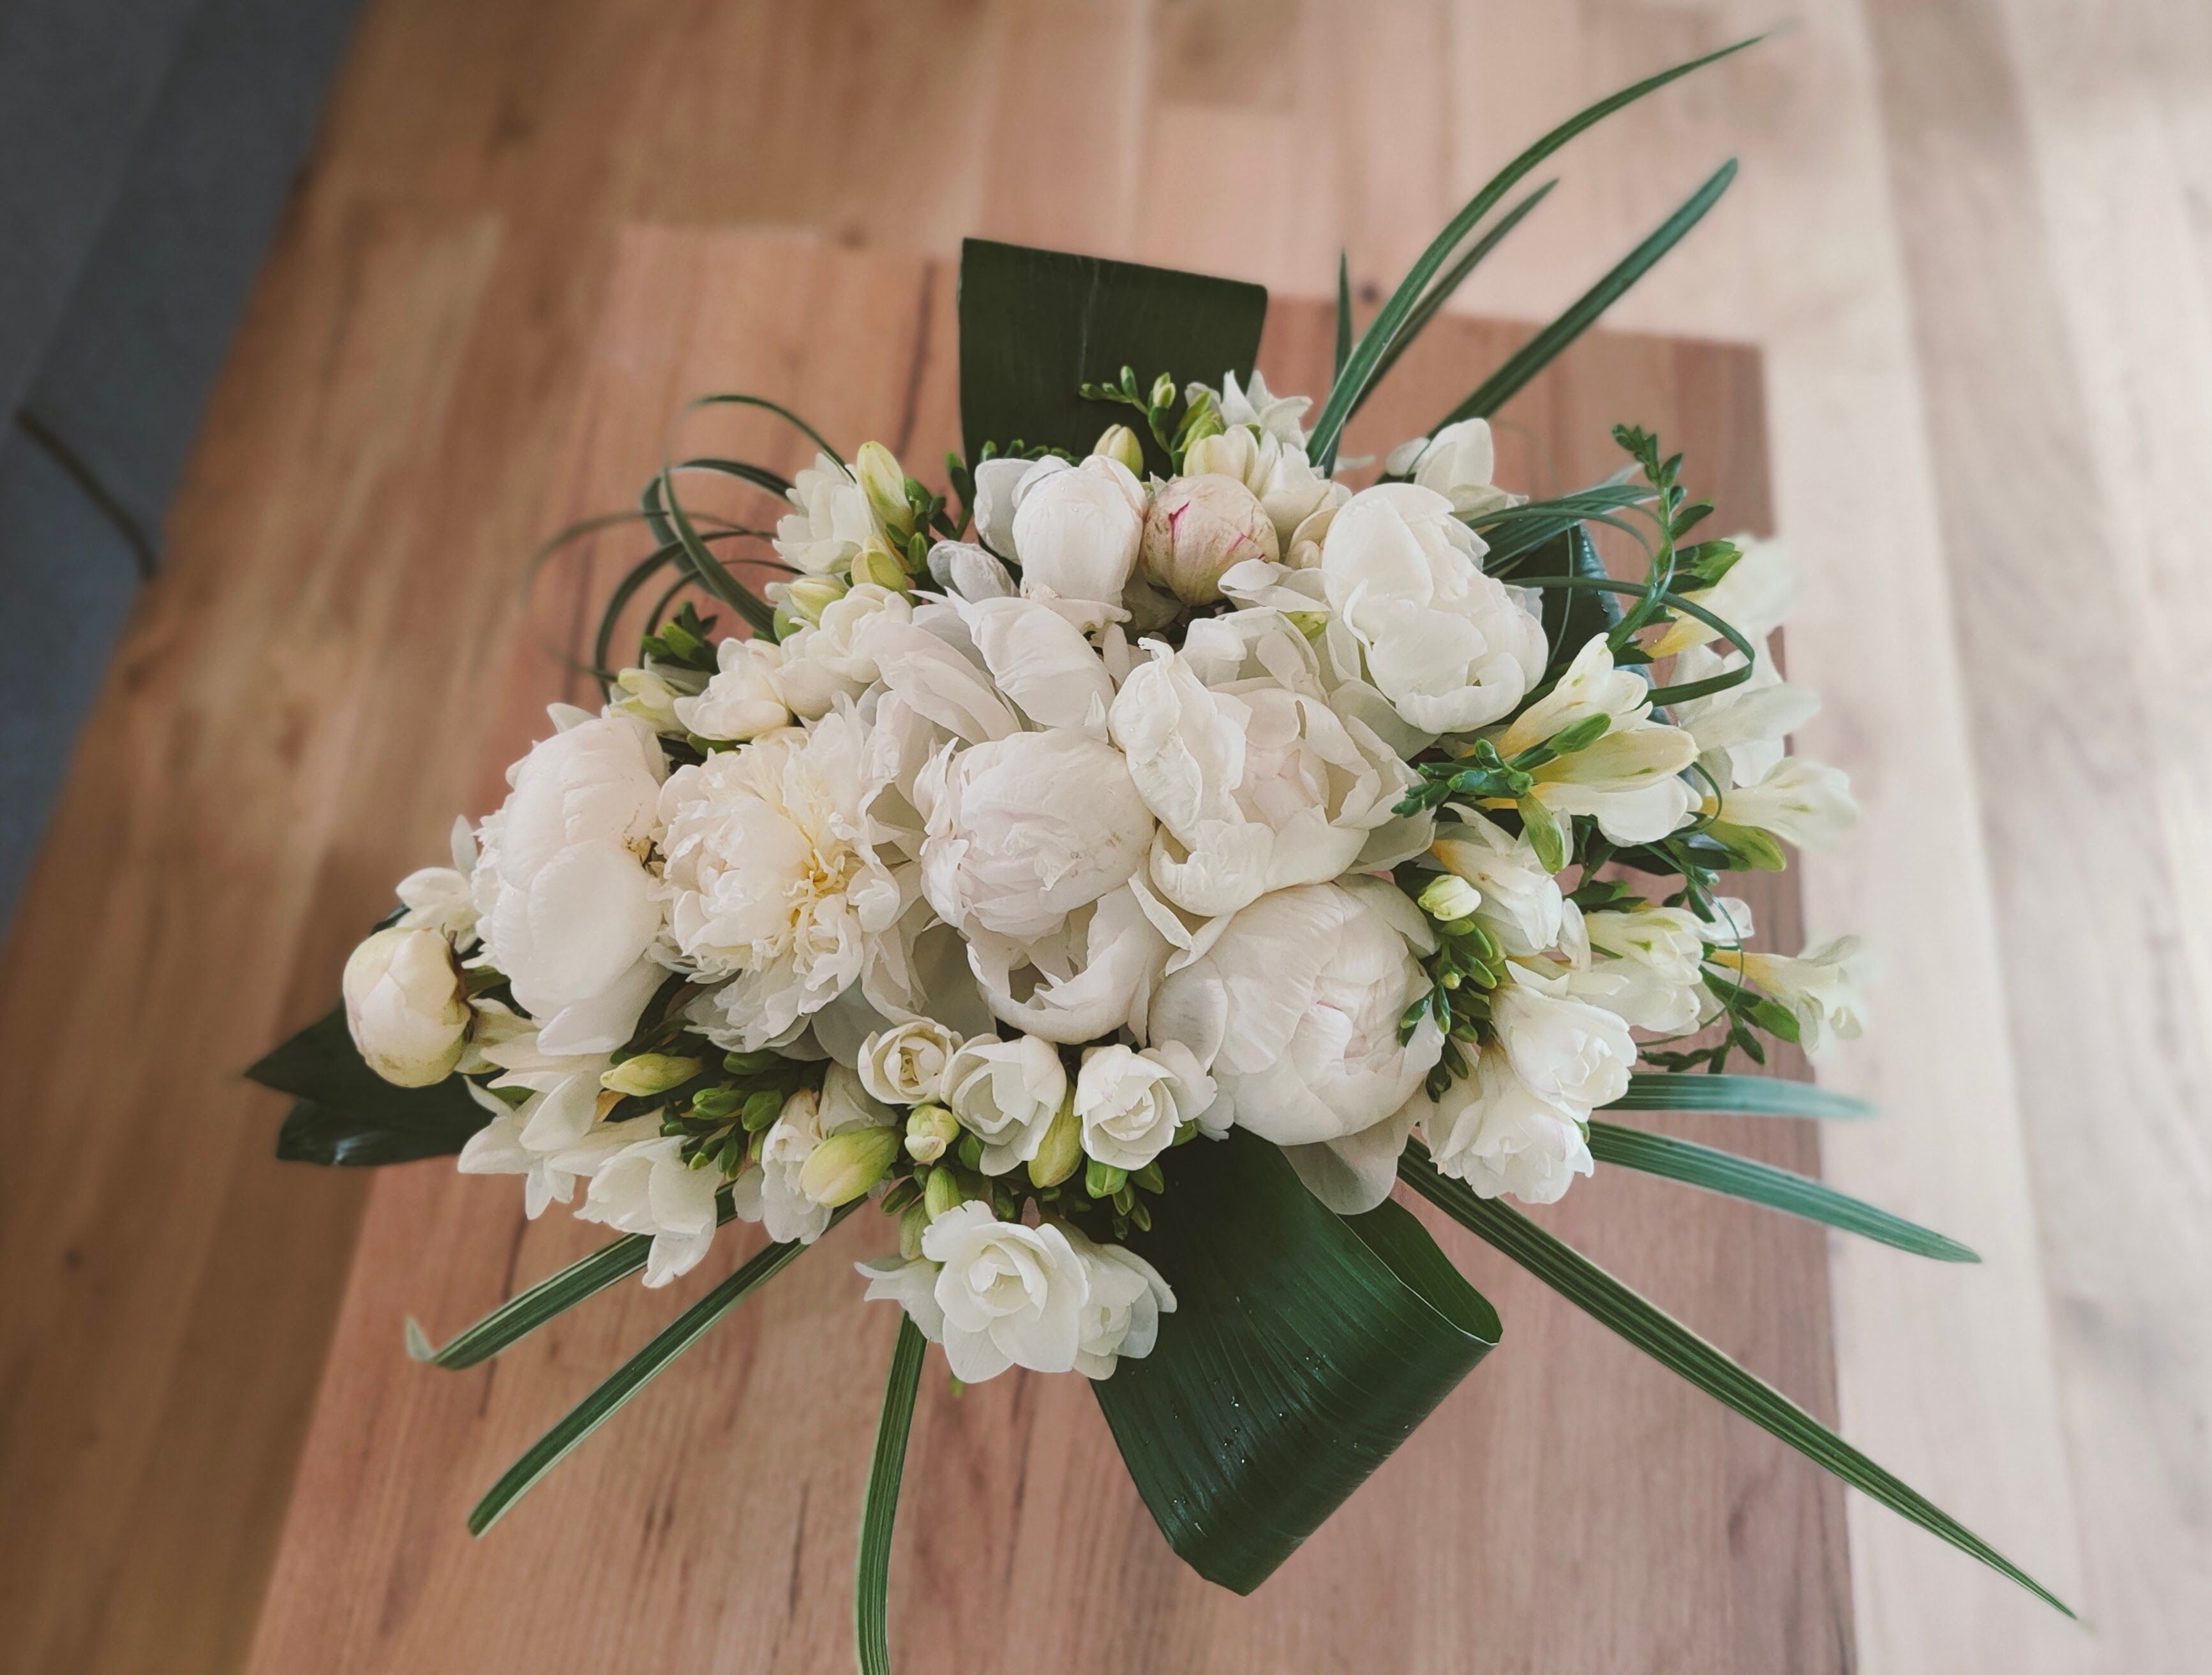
{"left": 241, "top": 228, "right": 1851, "bottom": 1675}
{"left": 0, "top": 1, "right": 2201, "bottom": 1670}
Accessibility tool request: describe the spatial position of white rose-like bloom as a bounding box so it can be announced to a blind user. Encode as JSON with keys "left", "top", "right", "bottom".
{"left": 1715, "top": 756, "right": 1860, "bottom": 851}
{"left": 673, "top": 635, "right": 792, "bottom": 742}
{"left": 775, "top": 583, "right": 913, "bottom": 721}
{"left": 916, "top": 728, "right": 1154, "bottom": 942}
{"left": 941, "top": 1032, "right": 1068, "bottom": 1175}
{"left": 343, "top": 925, "right": 469, "bottom": 1086}
{"left": 1386, "top": 417, "right": 1510, "bottom": 517}
{"left": 1671, "top": 635, "right": 1820, "bottom": 788}
{"left": 1109, "top": 642, "right": 1416, "bottom": 918}
{"left": 921, "top": 1201, "right": 1090, "bottom": 1381}
{"left": 1429, "top": 810, "right": 1565, "bottom": 957}
{"left": 733, "top": 1065, "right": 895, "bottom": 1244}
{"left": 855, "top": 1252, "right": 948, "bottom": 1341}
{"left": 1583, "top": 906, "right": 1709, "bottom": 1035}
{"left": 1062, "top": 1227, "right": 1176, "bottom": 1379}
{"left": 1490, "top": 967, "right": 1636, "bottom": 1114}
{"left": 661, "top": 708, "right": 902, "bottom": 1051}
{"left": 1139, "top": 473, "right": 1280, "bottom": 605}
{"left": 1320, "top": 483, "right": 1546, "bottom": 735}
{"left": 775, "top": 451, "right": 879, "bottom": 575}
{"left": 1074, "top": 1041, "right": 1215, "bottom": 1171}
{"left": 1651, "top": 535, "right": 1798, "bottom": 658}
{"left": 1150, "top": 878, "right": 1443, "bottom": 1201}
{"left": 1008, "top": 454, "right": 1146, "bottom": 616}
{"left": 473, "top": 713, "right": 668, "bottom": 1055}
{"left": 574, "top": 1132, "right": 722, "bottom": 1287}
{"left": 1737, "top": 936, "right": 1871, "bottom": 1058}
{"left": 1420, "top": 1049, "right": 1594, "bottom": 1205}
{"left": 858, "top": 1018, "right": 962, "bottom": 1106}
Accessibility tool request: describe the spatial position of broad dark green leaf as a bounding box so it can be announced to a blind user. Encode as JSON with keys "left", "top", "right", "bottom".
{"left": 957, "top": 238, "right": 1268, "bottom": 474}
{"left": 1434, "top": 158, "right": 1739, "bottom": 428}
{"left": 856, "top": 1316, "right": 927, "bottom": 1675}
{"left": 1587, "top": 1121, "right": 1976, "bottom": 1260}
{"left": 1398, "top": 1145, "right": 2073, "bottom": 1616}
{"left": 251, "top": 1006, "right": 489, "bottom": 1166}
{"left": 1608, "top": 1072, "right": 1876, "bottom": 1119}
{"left": 1093, "top": 1130, "right": 1498, "bottom": 1594}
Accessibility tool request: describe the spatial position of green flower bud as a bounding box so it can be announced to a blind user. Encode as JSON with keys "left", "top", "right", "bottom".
{"left": 1084, "top": 1159, "right": 1128, "bottom": 1200}
{"left": 741, "top": 1088, "right": 789, "bottom": 1132}
{"left": 898, "top": 1200, "right": 929, "bottom": 1260}
{"left": 1092, "top": 423, "right": 1145, "bottom": 476}
{"left": 849, "top": 541, "right": 910, "bottom": 593}
{"left": 1417, "top": 874, "right": 1484, "bottom": 924}
{"left": 1027, "top": 1093, "right": 1082, "bottom": 1189}
{"left": 798, "top": 1126, "right": 900, "bottom": 1207}
{"left": 856, "top": 441, "right": 911, "bottom": 536}
{"left": 923, "top": 1164, "right": 964, "bottom": 1222}
{"left": 599, "top": 1054, "right": 704, "bottom": 1098}
{"left": 781, "top": 575, "right": 847, "bottom": 626}
{"left": 904, "top": 1102, "right": 960, "bottom": 1164}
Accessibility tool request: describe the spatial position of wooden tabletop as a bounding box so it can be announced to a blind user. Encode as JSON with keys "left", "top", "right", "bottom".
{"left": 232, "top": 229, "right": 1846, "bottom": 1674}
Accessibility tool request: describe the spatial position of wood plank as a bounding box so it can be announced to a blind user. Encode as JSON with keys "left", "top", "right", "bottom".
{"left": 243, "top": 227, "right": 1846, "bottom": 1675}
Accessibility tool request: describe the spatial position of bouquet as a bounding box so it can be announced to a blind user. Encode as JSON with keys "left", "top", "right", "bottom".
{"left": 253, "top": 37, "right": 2068, "bottom": 1665}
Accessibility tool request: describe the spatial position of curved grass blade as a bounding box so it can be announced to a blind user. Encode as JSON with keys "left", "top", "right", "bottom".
{"left": 683, "top": 392, "right": 849, "bottom": 471}
{"left": 1587, "top": 1121, "right": 1975, "bottom": 1260}
{"left": 1334, "top": 251, "right": 1354, "bottom": 382}
{"left": 1306, "top": 34, "right": 1763, "bottom": 468}
{"left": 675, "top": 454, "right": 795, "bottom": 498}
{"left": 407, "top": 1203, "right": 744, "bottom": 1370}
{"left": 1472, "top": 481, "right": 1655, "bottom": 571}
{"left": 856, "top": 1316, "right": 927, "bottom": 1675}
{"left": 467, "top": 1213, "right": 846, "bottom": 1536}
{"left": 643, "top": 470, "right": 777, "bottom": 636}
{"left": 1368, "top": 179, "right": 1559, "bottom": 402}
{"left": 1514, "top": 571, "right": 1758, "bottom": 704}
{"left": 1608, "top": 1072, "right": 1876, "bottom": 1119}
{"left": 591, "top": 546, "right": 677, "bottom": 689}
{"left": 1435, "top": 158, "right": 1738, "bottom": 430}
{"left": 1398, "top": 1145, "right": 2073, "bottom": 1616}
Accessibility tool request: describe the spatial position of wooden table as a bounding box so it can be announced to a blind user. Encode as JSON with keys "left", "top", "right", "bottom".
{"left": 241, "top": 229, "right": 1845, "bottom": 1673}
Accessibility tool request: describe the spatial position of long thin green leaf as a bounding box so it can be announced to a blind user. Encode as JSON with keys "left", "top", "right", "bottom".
{"left": 645, "top": 470, "right": 778, "bottom": 636}
{"left": 1306, "top": 34, "right": 1761, "bottom": 467}
{"left": 683, "top": 393, "right": 849, "bottom": 470}
{"left": 467, "top": 1217, "right": 839, "bottom": 1536}
{"left": 1587, "top": 1121, "right": 1976, "bottom": 1260}
{"left": 1513, "top": 571, "right": 1758, "bottom": 703}
{"left": 1366, "top": 179, "right": 1559, "bottom": 401}
{"left": 1333, "top": 250, "right": 1354, "bottom": 382}
{"left": 855, "top": 1316, "right": 926, "bottom": 1675}
{"left": 675, "top": 454, "right": 795, "bottom": 497}
{"left": 1399, "top": 1146, "right": 2074, "bottom": 1616}
{"left": 1609, "top": 1072, "right": 1876, "bottom": 1119}
{"left": 1435, "top": 158, "right": 1738, "bottom": 429}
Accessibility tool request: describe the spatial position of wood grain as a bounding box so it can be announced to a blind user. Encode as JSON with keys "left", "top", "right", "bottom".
{"left": 237, "top": 228, "right": 1845, "bottom": 1675}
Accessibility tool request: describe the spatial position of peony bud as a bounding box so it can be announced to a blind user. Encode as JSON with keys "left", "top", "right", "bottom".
{"left": 849, "top": 541, "right": 910, "bottom": 593}
{"left": 1139, "top": 473, "right": 1280, "bottom": 605}
{"left": 779, "top": 573, "right": 847, "bottom": 626}
{"left": 1417, "top": 875, "right": 1484, "bottom": 924}
{"left": 600, "top": 1053, "right": 705, "bottom": 1097}
{"left": 904, "top": 1102, "right": 961, "bottom": 1164}
{"left": 1092, "top": 423, "right": 1145, "bottom": 476}
{"left": 798, "top": 1125, "right": 900, "bottom": 1207}
{"left": 1027, "top": 1092, "right": 1083, "bottom": 1188}
{"left": 341, "top": 926, "right": 469, "bottom": 1087}
{"left": 855, "top": 442, "right": 911, "bottom": 535}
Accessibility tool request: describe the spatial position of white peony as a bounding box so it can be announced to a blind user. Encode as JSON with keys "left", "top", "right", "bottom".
{"left": 1428, "top": 810, "right": 1565, "bottom": 956}
{"left": 968, "top": 457, "right": 1031, "bottom": 560}
{"left": 957, "top": 595, "right": 1116, "bottom": 735}
{"left": 473, "top": 712, "right": 668, "bottom": 1055}
{"left": 857, "top": 1018, "right": 963, "bottom": 1106}
{"left": 921, "top": 1201, "right": 1090, "bottom": 1381}
{"left": 574, "top": 1133, "right": 722, "bottom": 1286}
{"left": 774, "top": 584, "right": 913, "bottom": 720}
{"left": 1320, "top": 483, "right": 1546, "bottom": 735}
{"left": 1737, "top": 936, "right": 1871, "bottom": 1058}
{"left": 940, "top": 1032, "right": 1068, "bottom": 1175}
{"left": 916, "top": 728, "right": 1155, "bottom": 942}
{"left": 1063, "top": 1228, "right": 1175, "bottom": 1379}
{"left": 775, "top": 451, "right": 880, "bottom": 576}
{"left": 927, "top": 540, "right": 1017, "bottom": 602}
{"left": 1420, "top": 1049, "right": 1594, "bottom": 1205}
{"left": 1073, "top": 1041, "right": 1214, "bottom": 1171}
{"left": 733, "top": 1065, "right": 895, "bottom": 1244}
{"left": 673, "top": 634, "right": 792, "bottom": 742}
{"left": 1490, "top": 967, "right": 1636, "bottom": 1114}
{"left": 661, "top": 708, "right": 902, "bottom": 1051}
{"left": 1007, "top": 454, "right": 1146, "bottom": 617}
{"left": 1583, "top": 906, "right": 1709, "bottom": 1035}
{"left": 1138, "top": 473, "right": 1280, "bottom": 605}
{"left": 343, "top": 925, "right": 469, "bottom": 1086}
{"left": 965, "top": 886, "right": 1169, "bottom": 1046}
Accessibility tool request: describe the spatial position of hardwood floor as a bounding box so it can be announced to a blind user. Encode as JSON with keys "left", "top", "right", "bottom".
{"left": 0, "top": 1, "right": 2202, "bottom": 1669}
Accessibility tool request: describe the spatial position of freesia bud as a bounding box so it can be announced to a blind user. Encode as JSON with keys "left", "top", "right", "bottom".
{"left": 904, "top": 1102, "right": 960, "bottom": 1164}
{"left": 1139, "top": 473, "right": 1280, "bottom": 604}
{"left": 856, "top": 442, "right": 911, "bottom": 535}
{"left": 1418, "top": 875, "right": 1484, "bottom": 924}
{"left": 1092, "top": 423, "right": 1145, "bottom": 476}
{"left": 1180, "top": 426, "right": 1257, "bottom": 483}
{"left": 923, "top": 1164, "right": 964, "bottom": 1222}
{"left": 897, "top": 1199, "right": 929, "bottom": 1259}
{"left": 781, "top": 574, "right": 846, "bottom": 626}
{"left": 341, "top": 926, "right": 468, "bottom": 1087}
{"left": 798, "top": 1125, "right": 900, "bottom": 1207}
{"left": 600, "top": 1053, "right": 705, "bottom": 1097}
{"left": 849, "top": 541, "right": 909, "bottom": 592}
{"left": 1027, "top": 1092, "right": 1082, "bottom": 1188}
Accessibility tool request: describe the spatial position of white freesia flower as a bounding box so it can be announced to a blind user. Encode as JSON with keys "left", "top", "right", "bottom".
{"left": 1583, "top": 906, "right": 1708, "bottom": 1034}
{"left": 1388, "top": 417, "right": 1511, "bottom": 516}
{"left": 1063, "top": 1227, "right": 1175, "bottom": 1379}
{"left": 1715, "top": 756, "right": 1860, "bottom": 850}
{"left": 661, "top": 708, "right": 902, "bottom": 1051}
{"left": 395, "top": 816, "right": 481, "bottom": 947}
{"left": 922, "top": 1201, "right": 1090, "bottom": 1381}
{"left": 1651, "top": 535, "right": 1798, "bottom": 657}
{"left": 1419, "top": 1049, "right": 1594, "bottom": 1205}
{"left": 916, "top": 728, "right": 1155, "bottom": 941}
{"left": 855, "top": 1252, "right": 947, "bottom": 1341}
{"left": 1671, "top": 635, "right": 1820, "bottom": 787}
{"left": 1213, "top": 370, "right": 1309, "bottom": 446}
{"left": 775, "top": 583, "right": 913, "bottom": 720}
{"left": 775, "top": 451, "right": 879, "bottom": 576}
{"left": 733, "top": 1065, "right": 895, "bottom": 1244}
{"left": 1429, "top": 810, "right": 1564, "bottom": 957}
{"left": 1074, "top": 1040, "right": 1214, "bottom": 1170}
{"left": 610, "top": 665, "right": 690, "bottom": 735}
{"left": 574, "top": 1133, "right": 721, "bottom": 1286}
{"left": 343, "top": 925, "right": 469, "bottom": 1086}
{"left": 1490, "top": 966, "right": 1637, "bottom": 1114}
{"left": 1008, "top": 454, "right": 1146, "bottom": 617}
{"left": 1139, "top": 473, "right": 1280, "bottom": 605}
{"left": 473, "top": 713, "right": 668, "bottom": 1054}
{"left": 456, "top": 1092, "right": 624, "bottom": 1221}
{"left": 1150, "top": 878, "right": 1442, "bottom": 1201}
{"left": 1497, "top": 635, "right": 1654, "bottom": 757}
{"left": 858, "top": 1018, "right": 963, "bottom": 1106}
{"left": 673, "top": 635, "right": 792, "bottom": 742}
{"left": 1320, "top": 483, "right": 1547, "bottom": 735}
{"left": 941, "top": 1032, "right": 1068, "bottom": 1175}
{"left": 966, "top": 886, "right": 1169, "bottom": 1045}
{"left": 1738, "top": 936, "right": 1871, "bottom": 1058}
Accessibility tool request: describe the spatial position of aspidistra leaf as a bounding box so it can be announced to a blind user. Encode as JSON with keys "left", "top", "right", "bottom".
{"left": 251, "top": 1006, "right": 489, "bottom": 1166}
